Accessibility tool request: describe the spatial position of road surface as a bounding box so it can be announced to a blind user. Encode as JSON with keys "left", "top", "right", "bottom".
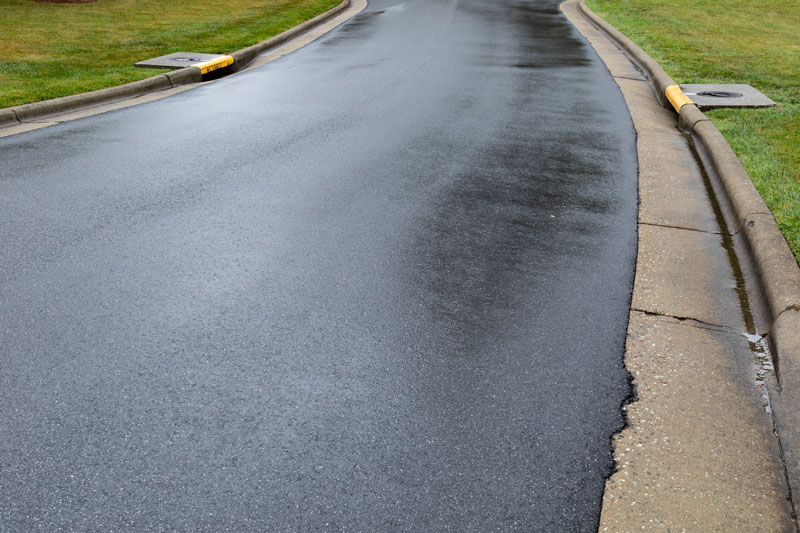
{"left": 0, "top": 0, "right": 637, "bottom": 529}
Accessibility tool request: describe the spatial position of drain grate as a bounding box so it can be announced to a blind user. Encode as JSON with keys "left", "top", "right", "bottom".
{"left": 135, "top": 52, "right": 230, "bottom": 70}
{"left": 696, "top": 90, "right": 743, "bottom": 98}
{"left": 680, "top": 84, "right": 775, "bottom": 110}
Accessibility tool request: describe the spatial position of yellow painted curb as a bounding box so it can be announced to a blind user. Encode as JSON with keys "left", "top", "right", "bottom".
{"left": 665, "top": 84, "right": 693, "bottom": 113}
{"left": 194, "top": 55, "right": 234, "bottom": 75}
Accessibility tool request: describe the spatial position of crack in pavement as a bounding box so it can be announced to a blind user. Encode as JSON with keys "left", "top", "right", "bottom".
{"left": 639, "top": 220, "right": 729, "bottom": 236}
{"left": 631, "top": 307, "right": 733, "bottom": 333}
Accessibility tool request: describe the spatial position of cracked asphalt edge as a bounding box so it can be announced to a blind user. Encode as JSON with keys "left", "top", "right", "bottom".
{"left": 569, "top": 0, "right": 800, "bottom": 523}
{"left": 0, "top": 0, "right": 367, "bottom": 138}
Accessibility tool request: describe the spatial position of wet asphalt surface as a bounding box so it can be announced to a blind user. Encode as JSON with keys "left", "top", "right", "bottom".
{"left": 0, "top": 0, "right": 638, "bottom": 530}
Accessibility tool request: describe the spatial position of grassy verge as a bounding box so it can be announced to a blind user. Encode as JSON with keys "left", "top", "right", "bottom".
{"left": 0, "top": 0, "right": 340, "bottom": 108}
{"left": 585, "top": 0, "right": 800, "bottom": 263}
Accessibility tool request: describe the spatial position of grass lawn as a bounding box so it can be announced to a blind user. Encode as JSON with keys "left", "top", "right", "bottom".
{"left": 0, "top": 0, "right": 340, "bottom": 108}
{"left": 586, "top": 0, "right": 800, "bottom": 264}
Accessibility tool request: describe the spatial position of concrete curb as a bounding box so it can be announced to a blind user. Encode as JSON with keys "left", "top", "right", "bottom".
{"left": 9, "top": 74, "right": 177, "bottom": 124}
{"left": 578, "top": 0, "right": 800, "bottom": 511}
{"left": 0, "top": 108, "right": 20, "bottom": 127}
{"left": 229, "top": 0, "right": 351, "bottom": 72}
{"left": 577, "top": 1, "right": 672, "bottom": 107}
{"left": 0, "top": 0, "right": 350, "bottom": 126}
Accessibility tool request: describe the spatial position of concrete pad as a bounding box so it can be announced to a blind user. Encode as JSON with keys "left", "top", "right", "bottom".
{"left": 560, "top": 1, "right": 647, "bottom": 82}
{"left": 614, "top": 77, "right": 677, "bottom": 134}
{"left": 636, "top": 129, "right": 719, "bottom": 233}
{"left": 583, "top": 37, "right": 647, "bottom": 81}
{"left": 600, "top": 312, "right": 794, "bottom": 531}
{"left": 680, "top": 84, "right": 777, "bottom": 110}
{"left": 135, "top": 52, "right": 229, "bottom": 70}
{"left": 633, "top": 224, "right": 745, "bottom": 329}
{"left": 603, "top": 52, "right": 649, "bottom": 82}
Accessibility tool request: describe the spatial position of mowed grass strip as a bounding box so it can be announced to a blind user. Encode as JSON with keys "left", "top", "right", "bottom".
{"left": 586, "top": 0, "right": 800, "bottom": 263}
{"left": 0, "top": 0, "right": 340, "bottom": 108}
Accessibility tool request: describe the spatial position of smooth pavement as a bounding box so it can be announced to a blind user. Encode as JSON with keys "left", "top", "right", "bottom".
{"left": 0, "top": 0, "right": 638, "bottom": 529}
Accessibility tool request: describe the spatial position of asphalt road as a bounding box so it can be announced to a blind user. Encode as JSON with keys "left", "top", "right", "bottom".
{"left": 0, "top": 0, "right": 638, "bottom": 529}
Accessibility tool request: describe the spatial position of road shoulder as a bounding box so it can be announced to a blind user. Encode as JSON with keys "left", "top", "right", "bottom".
{"left": 562, "top": 0, "right": 797, "bottom": 529}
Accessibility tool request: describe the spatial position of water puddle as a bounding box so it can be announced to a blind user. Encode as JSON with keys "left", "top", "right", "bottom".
{"left": 684, "top": 132, "right": 800, "bottom": 517}
{"left": 686, "top": 137, "right": 776, "bottom": 413}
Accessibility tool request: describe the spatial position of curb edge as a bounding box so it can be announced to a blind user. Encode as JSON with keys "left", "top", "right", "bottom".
{"left": 578, "top": 0, "right": 800, "bottom": 516}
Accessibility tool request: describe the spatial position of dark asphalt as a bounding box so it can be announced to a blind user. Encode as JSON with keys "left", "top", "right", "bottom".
{"left": 0, "top": 0, "right": 637, "bottom": 530}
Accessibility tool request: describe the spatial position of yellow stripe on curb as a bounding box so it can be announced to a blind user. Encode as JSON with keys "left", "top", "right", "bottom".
{"left": 194, "top": 55, "right": 234, "bottom": 75}
{"left": 665, "top": 85, "right": 693, "bottom": 113}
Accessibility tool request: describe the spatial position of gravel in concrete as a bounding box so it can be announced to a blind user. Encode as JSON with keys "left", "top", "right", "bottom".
{"left": 604, "top": 312, "right": 793, "bottom": 531}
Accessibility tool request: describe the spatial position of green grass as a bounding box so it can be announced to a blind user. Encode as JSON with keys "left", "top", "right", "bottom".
{"left": 0, "top": 0, "right": 340, "bottom": 108}
{"left": 586, "top": 0, "right": 800, "bottom": 263}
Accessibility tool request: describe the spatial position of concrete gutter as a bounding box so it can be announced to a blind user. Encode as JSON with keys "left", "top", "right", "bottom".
{"left": 227, "top": 0, "right": 349, "bottom": 72}
{"left": 0, "top": 0, "right": 351, "bottom": 128}
{"left": 577, "top": 0, "right": 800, "bottom": 515}
{"left": 1, "top": 68, "right": 201, "bottom": 127}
